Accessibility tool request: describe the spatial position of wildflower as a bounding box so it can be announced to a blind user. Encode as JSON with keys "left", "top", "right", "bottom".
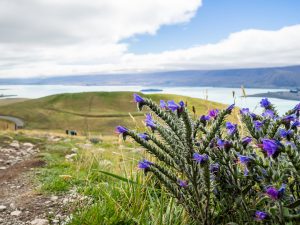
{"left": 294, "top": 103, "right": 300, "bottom": 111}
{"left": 138, "top": 159, "right": 153, "bottom": 170}
{"left": 115, "top": 126, "right": 128, "bottom": 134}
{"left": 193, "top": 153, "right": 209, "bottom": 164}
{"left": 260, "top": 98, "right": 271, "bottom": 108}
{"left": 265, "top": 185, "right": 285, "bottom": 200}
{"left": 133, "top": 93, "right": 144, "bottom": 103}
{"left": 200, "top": 115, "right": 210, "bottom": 125}
{"left": 217, "top": 139, "right": 232, "bottom": 150}
{"left": 178, "top": 179, "right": 188, "bottom": 188}
{"left": 167, "top": 100, "right": 179, "bottom": 112}
{"left": 240, "top": 108, "right": 250, "bottom": 115}
{"left": 255, "top": 211, "right": 268, "bottom": 221}
{"left": 145, "top": 114, "right": 156, "bottom": 130}
{"left": 138, "top": 133, "right": 150, "bottom": 141}
{"left": 279, "top": 129, "right": 293, "bottom": 140}
{"left": 250, "top": 113, "right": 258, "bottom": 120}
{"left": 238, "top": 155, "right": 252, "bottom": 165}
{"left": 260, "top": 139, "right": 282, "bottom": 158}
{"left": 291, "top": 120, "right": 300, "bottom": 129}
{"left": 160, "top": 100, "right": 167, "bottom": 109}
{"left": 262, "top": 109, "right": 274, "bottom": 118}
{"left": 225, "top": 122, "right": 237, "bottom": 135}
{"left": 208, "top": 109, "right": 219, "bottom": 118}
{"left": 241, "top": 136, "right": 252, "bottom": 147}
{"left": 282, "top": 114, "right": 296, "bottom": 123}
{"left": 210, "top": 163, "right": 220, "bottom": 174}
{"left": 254, "top": 120, "right": 264, "bottom": 130}
{"left": 179, "top": 101, "right": 185, "bottom": 108}
{"left": 226, "top": 104, "right": 235, "bottom": 113}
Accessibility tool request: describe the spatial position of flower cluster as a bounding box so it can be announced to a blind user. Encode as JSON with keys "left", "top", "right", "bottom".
{"left": 116, "top": 94, "right": 300, "bottom": 224}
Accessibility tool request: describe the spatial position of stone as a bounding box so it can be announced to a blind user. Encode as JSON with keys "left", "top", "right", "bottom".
{"left": 65, "top": 153, "right": 77, "bottom": 161}
{"left": 10, "top": 141, "right": 20, "bottom": 148}
{"left": 50, "top": 195, "right": 58, "bottom": 201}
{"left": 0, "top": 205, "right": 7, "bottom": 211}
{"left": 10, "top": 210, "right": 22, "bottom": 216}
{"left": 0, "top": 166, "right": 6, "bottom": 170}
{"left": 31, "top": 218, "right": 49, "bottom": 225}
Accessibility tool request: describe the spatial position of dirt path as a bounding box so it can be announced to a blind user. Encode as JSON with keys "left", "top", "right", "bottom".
{"left": 0, "top": 139, "right": 72, "bottom": 225}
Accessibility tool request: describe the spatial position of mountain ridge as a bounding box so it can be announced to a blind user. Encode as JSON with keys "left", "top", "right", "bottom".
{"left": 1, "top": 65, "right": 300, "bottom": 88}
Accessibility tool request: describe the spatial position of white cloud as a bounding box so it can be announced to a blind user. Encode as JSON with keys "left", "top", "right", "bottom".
{"left": 0, "top": 0, "right": 300, "bottom": 78}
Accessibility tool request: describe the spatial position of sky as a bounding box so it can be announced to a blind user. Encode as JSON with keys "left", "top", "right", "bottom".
{"left": 0, "top": 0, "right": 300, "bottom": 78}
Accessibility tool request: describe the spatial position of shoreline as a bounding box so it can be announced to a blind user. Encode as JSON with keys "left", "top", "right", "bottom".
{"left": 247, "top": 91, "right": 300, "bottom": 101}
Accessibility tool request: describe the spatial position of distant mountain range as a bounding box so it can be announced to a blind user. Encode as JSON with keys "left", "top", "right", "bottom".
{"left": 1, "top": 65, "right": 300, "bottom": 88}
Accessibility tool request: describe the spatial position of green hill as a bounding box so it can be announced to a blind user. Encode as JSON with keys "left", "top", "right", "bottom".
{"left": 0, "top": 92, "right": 227, "bottom": 134}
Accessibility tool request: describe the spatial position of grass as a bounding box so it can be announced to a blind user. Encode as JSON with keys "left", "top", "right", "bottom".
{"left": 0, "top": 92, "right": 228, "bottom": 134}
{"left": 0, "top": 130, "right": 189, "bottom": 224}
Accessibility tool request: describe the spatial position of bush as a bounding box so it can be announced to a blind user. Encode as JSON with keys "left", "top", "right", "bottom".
{"left": 116, "top": 94, "right": 300, "bottom": 225}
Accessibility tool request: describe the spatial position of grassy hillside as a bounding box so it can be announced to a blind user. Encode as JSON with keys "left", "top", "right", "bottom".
{"left": 0, "top": 92, "right": 228, "bottom": 134}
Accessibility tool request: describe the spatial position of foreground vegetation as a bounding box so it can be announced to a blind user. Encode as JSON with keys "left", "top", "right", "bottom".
{"left": 118, "top": 94, "right": 300, "bottom": 224}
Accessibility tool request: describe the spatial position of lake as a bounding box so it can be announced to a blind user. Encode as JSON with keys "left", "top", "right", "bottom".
{"left": 0, "top": 85, "right": 298, "bottom": 115}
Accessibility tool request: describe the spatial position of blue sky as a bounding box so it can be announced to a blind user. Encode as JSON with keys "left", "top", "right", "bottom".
{"left": 1, "top": 0, "right": 300, "bottom": 77}
{"left": 124, "top": 0, "right": 300, "bottom": 53}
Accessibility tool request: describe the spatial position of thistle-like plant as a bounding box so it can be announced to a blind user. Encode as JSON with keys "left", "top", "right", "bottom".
{"left": 116, "top": 94, "right": 300, "bottom": 225}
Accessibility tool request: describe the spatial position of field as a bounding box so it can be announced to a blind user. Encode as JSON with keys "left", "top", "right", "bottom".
{"left": 0, "top": 92, "right": 232, "bottom": 224}
{"left": 0, "top": 92, "right": 229, "bottom": 134}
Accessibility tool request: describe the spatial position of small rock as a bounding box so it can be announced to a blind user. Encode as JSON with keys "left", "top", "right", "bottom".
{"left": 65, "top": 153, "right": 77, "bottom": 161}
{"left": 31, "top": 218, "right": 49, "bottom": 225}
{"left": 50, "top": 195, "right": 58, "bottom": 201}
{"left": 71, "top": 148, "right": 78, "bottom": 153}
{"left": 0, "top": 205, "right": 7, "bottom": 211}
{"left": 10, "top": 141, "right": 20, "bottom": 148}
{"left": 10, "top": 202, "right": 16, "bottom": 209}
{"left": 23, "top": 142, "right": 34, "bottom": 148}
{"left": 0, "top": 166, "right": 7, "bottom": 170}
{"left": 11, "top": 210, "right": 22, "bottom": 216}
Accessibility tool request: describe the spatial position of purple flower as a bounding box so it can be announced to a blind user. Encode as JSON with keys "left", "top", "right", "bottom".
{"left": 260, "top": 98, "right": 271, "bottom": 108}
{"left": 282, "top": 114, "right": 297, "bottom": 123}
{"left": 238, "top": 155, "right": 252, "bottom": 165}
{"left": 254, "top": 120, "right": 264, "bottom": 130}
{"left": 115, "top": 126, "right": 128, "bottom": 134}
{"left": 179, "top": 101, "right": 185, "bottom": 107}
{"left": 200, "top": 115, "right": 211, "bottom": 123}
{"left": 262, "top": 109, "right": 274, "bottom": 118}
{"left": 261, "top": 139, "right": 282, "bottom": 158}
{"left": 145, "top": 114, "right": 156, "bottom": 130}
{"left": 291, "top": 120, "right": 300, "bottom": 129}
{"left": 226, "top": 104, "right": 235, "bottom": 112}
{"left": 133, "top": 93, "right": 144, "bottom": 103}
{"left": 193, "top": 153, "right": 209, "bottom": 164}
{"left": 265, "top": 185, "right": 285, "bottom": 200}
{"left": 279, "top": 129, "right": 293, "bottom": 139}
{"left": 225, "top": 122, "right": 237, "bottom": 135}
{"left": 240, "top": 108, "right": 250, "bottom": 115}
{"left": 250, "top": 113, "right": 258, "bottom": 120}
{"left": 255, "top": 211, "right": 268, "bottom": 221}
{"left": 266, "top": 186, "right": 279, "bottom": 200}
{"left": 208, "top": 109, "right": 219, "bottom": 118}
{"left": 242, "top": 136, "right": 252, "bottom": 147}
{"left": 217, "top": 139, "right": 232, "bottom": 150}
{"left": 138, "top": 159, "right": 153, "bottom": 170}
{"left": 294, "top": 103, "right": 300, "bottom": 111}
{"left": 210, "top": 163, "right": 220, "bottom": 174}
{"left": 167, "top": 100, "right": 179, "bottom": 111}
{"left": 138, "top": 133, "right": 150, "bottom": 141}
{"left": 160, "top": 100, "right": 167, "bottom": 109}
{"left": 178, "top": 179, "right": 188, "bottom": 188}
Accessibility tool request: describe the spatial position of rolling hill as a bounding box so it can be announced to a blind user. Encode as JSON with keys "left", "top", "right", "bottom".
{"left": 0, "top": 92, "right": 228, "bottom": 134}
